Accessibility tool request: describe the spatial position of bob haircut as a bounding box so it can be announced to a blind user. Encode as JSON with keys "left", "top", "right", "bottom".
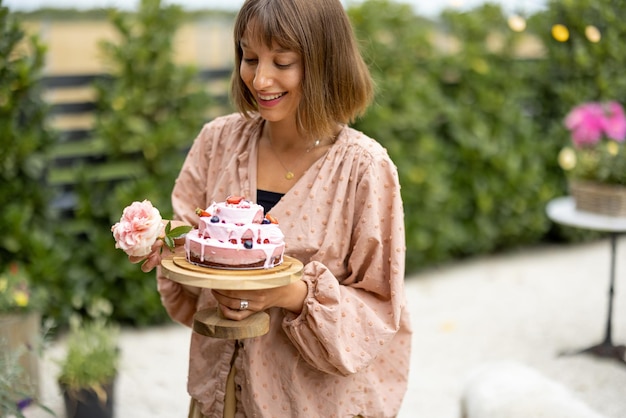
{"left": 231, "top": 0, "right": 374, "bottom": 140}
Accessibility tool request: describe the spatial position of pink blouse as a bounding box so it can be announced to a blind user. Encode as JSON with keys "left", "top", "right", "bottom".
{"left": 157, "top": 113, "right": 412, "bottom": 417}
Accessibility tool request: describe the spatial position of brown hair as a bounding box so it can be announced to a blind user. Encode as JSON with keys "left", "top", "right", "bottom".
{"left": 231, "top": 0, "right": 374, "bottom": 140}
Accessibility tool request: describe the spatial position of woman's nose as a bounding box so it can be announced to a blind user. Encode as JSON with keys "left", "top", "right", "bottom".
{"left": 253, "top": 62, "right": 273, "bottom": 90}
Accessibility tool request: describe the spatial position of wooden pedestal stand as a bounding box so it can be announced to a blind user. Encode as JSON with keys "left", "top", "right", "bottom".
{"left": 161, "top": 255, "right": 303, "bottom": 339}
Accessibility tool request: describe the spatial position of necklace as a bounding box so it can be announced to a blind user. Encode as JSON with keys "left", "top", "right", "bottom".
{"left": 268, "top": 137, "right": 322, "bottom": 180}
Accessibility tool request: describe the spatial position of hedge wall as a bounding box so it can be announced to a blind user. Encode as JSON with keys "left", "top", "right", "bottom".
{"left": 350, "top": 0, "right": 619, "bottom": 271}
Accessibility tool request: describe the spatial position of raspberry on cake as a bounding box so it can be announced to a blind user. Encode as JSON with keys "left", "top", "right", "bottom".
{"left": 185, "top": 196, "right": 285, "bottom": 269}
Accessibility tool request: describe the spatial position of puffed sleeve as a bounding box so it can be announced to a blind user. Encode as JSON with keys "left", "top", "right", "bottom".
{"left": 282, "top": 151, "right": 406, "bottom": 376}
{"left": 156, "top": 270, "right": 197, "bottom": 327}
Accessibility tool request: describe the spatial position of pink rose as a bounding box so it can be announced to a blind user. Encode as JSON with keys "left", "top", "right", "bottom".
{"left": 564, "top": 102, "right": 605, "bottom": 147}
{"left": 565, "top": 101, "right": 626, "bottom": 146}
{"left": 602, "top": 101, "right": 626, "bottom": 142}
{"left": 111, "top": 200, "right": 165, "bottom": 257}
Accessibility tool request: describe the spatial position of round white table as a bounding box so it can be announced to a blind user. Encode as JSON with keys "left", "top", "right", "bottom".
{"left": 546, "top": 197, "right": 626, "bottom": 364}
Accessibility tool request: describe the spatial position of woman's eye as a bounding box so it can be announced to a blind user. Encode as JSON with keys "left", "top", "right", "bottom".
{"left": 243, "top": 57, "right": 258, "bottom": 64}
{"left": 275, "top": 62, "right": 292, "bottom": 69}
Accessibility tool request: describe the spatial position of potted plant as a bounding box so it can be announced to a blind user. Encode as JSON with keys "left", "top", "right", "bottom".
{"left": 558, "top": 100, "right": 626, "bottom": 216}
{"left": 57, "top": 319, "right": 120, "bottom": 418}
{"left": 0, "top": 262, "right": 44, "bottom": 405}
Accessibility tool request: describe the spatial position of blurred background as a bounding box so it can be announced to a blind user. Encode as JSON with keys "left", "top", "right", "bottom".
{"left": 1, "top": 0, "right": 626, "bottom": 416}
{"left": 5, "top": 0, "right": 620, "bottom": 327}
{"left": 4, "top": 0, "right": 548, "bottom": 18}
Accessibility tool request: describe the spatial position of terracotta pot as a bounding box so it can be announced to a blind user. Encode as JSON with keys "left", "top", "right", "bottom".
{"left": 0, "top": 311, "right": 41, "bottom": 402}
{"left": 569, "top": 180, "right": 626, "bottom": 217}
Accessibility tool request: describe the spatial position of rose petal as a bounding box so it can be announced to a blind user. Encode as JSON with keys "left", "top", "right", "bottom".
{"left": 112, "top": 200, "right": 164, "bottom": 257}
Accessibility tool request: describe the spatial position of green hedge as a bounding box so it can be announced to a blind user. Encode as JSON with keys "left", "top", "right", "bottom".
{"left": 0, "top": 0, "right": 64, "bottom": 314}
{"left": 350, "top": 0, "right": 617, "bottom": 271}
{"left": 42, "top": 0, "right": 214, "bottom": 327}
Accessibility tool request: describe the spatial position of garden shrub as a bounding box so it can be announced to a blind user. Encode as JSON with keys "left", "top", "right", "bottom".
{"left": 47, "top": 0, "right": 213, "bottom": 326}
{"left": 350, "top": 1, "right": 561, "bottom": 271}
{"left": 0, "top": 0, "right": 63, "bottom": 306}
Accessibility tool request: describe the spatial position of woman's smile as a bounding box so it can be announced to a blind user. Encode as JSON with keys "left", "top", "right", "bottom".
{"left": 257, "top": 92, "right": 287, "bottom": 107}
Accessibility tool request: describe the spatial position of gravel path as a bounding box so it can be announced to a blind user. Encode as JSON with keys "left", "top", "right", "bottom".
{"left": 24, "top": 238, "right": 626, "bottom": 418}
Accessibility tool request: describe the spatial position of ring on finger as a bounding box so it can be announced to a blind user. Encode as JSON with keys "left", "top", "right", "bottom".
{"left": 239, "top": 299, "right": 249, "bottom": 311}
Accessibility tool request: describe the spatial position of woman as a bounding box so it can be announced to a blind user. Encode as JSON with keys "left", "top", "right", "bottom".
{"left": 142, "top": 0, "right": 412, "bottom": 416}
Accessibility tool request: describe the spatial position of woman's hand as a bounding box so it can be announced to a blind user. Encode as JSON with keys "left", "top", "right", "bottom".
{"left": 129, "top": 239, "right": 166, "bottom": 272}
{"left": 212, "top": 279, "right": 308, "bottom": 320}
{"left": 128, "top": 219, "right": 189, "bottom": 273}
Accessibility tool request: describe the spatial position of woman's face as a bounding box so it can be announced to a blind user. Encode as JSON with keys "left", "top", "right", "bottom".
{"left": 239, "top": 31, "right": 303, "bottom": 125}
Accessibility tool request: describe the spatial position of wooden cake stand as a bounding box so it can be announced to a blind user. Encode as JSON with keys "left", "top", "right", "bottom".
{"left": 161, "top": 255, "right": 303, "bottom": 339}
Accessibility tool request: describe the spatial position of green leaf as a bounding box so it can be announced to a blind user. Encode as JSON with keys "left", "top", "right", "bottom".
{"left": 167, "top": 225, "right": 193, "bottom": 239}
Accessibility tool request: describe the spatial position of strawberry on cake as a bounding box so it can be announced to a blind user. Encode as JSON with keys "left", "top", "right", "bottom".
{"left": 184, "top": 196, "right": 285, "bottom": 269}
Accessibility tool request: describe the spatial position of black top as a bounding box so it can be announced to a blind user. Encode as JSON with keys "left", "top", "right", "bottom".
{"left": 257, "top": 189, "right": 284, "bottom": 214}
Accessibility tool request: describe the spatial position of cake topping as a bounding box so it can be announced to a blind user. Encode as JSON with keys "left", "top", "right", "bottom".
{"left": 226, "top": 195, "right": 245, "bottom": 205}
{"left": 196, "top": 208, "right": 211, "bottom": 217}
{"left": 265, "top": 214, "right": 279, "bottom": 224}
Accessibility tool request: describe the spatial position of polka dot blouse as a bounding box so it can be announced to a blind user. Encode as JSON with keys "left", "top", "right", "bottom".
{"left": 157, "top": 113, "right": 412, "bottom": 418}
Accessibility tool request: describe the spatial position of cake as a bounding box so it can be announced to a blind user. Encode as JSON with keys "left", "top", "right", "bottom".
{"left": 184, "top": 195, "right": 285, "bottom": 269}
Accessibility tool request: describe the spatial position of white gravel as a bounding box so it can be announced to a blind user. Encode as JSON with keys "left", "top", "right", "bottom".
{"left": 24, "top": 238, "right": 626, "bottom": 418}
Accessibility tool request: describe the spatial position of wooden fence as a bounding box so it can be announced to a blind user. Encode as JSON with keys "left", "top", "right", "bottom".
{"left": 43, "top": 67, "right": 232, "bottom": 216}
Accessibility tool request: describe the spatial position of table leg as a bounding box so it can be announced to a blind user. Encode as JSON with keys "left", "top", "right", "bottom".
{"left": 563, "top": 233, "right": 626, "bottom": 364}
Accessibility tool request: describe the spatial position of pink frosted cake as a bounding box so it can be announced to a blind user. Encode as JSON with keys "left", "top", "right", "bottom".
{"left": 185, "top": 196, "right": 285, "bottom": 269}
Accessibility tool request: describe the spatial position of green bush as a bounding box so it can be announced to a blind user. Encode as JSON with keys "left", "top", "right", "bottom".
{"left": 351, "top": 1, "right": 561, "bottom": 271}
{"left": 529, "top": 0, "right": 626, "bottom": 111}
{"left": 0, "top": 1, "right": 62, "bottom": 300}
{"left": 47, "top": 0, "right": 213, "bottom": 326}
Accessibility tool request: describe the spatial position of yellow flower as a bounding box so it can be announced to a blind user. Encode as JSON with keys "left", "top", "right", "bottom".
{"left": 607, "top": 141, "right": 619, "bottom": 156}
{"left": 12, "top": 290, "right": 29, "bottom": 307}
{"left": 507, "top": 15, "right": 526, "bottom": 33}
{"left": 558, "top": 147, "right": 577, "bottom": 171}
{"left": 585, "top": 25, "right": 601, "bottom": 43}
{"left": 552, "top": 24, "right": 570, "bottom": 42}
